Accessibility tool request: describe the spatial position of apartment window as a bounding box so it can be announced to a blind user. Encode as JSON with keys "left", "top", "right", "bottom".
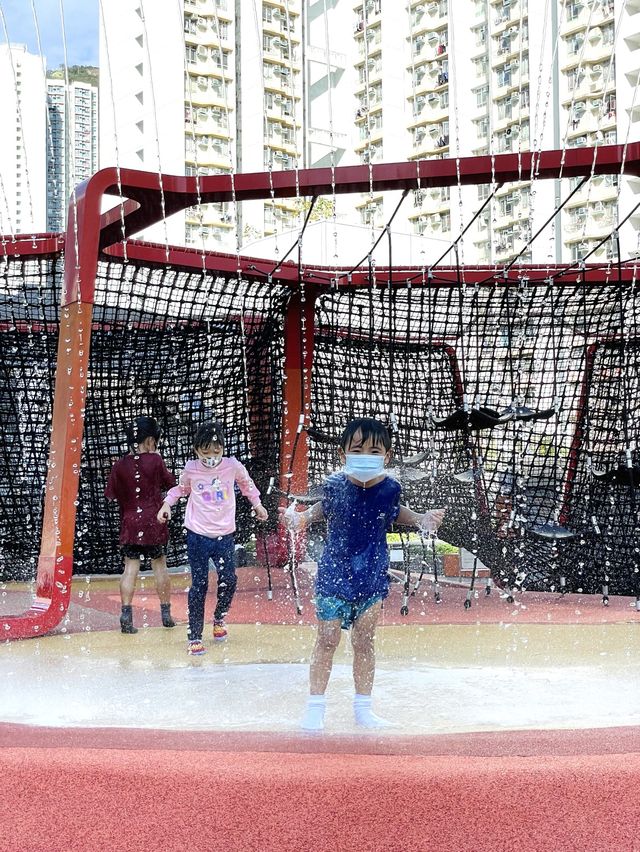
{"left": 571, "top": 243, "right": 589, "bottom": 262}
{"left": 496, "top": 64, "right": 512, "bottom": 88}
{"left": 566, "top": 1, "right": 582, "bottom": 21}
{"left": 475, "top": 85, "right": 489, "bottom": 107}
{"left": 497, "top": 97, "right": 513, "bottom": 121}
{"left": 602, "top": 23, "right": 614, "bottom": 45}
{"left": 500, "top": 192, "right": 517, "bottom": 217}
{"left": 567, "top": 66, "right": 585, "bottom": 92}
{"left": 474, "top": 25, "right": 487, "bottom": 47}
{"left": 475, "top": 117, "right": 489, "bottom": 138}
{"left": 213, "top": 50, "right": 229, "bottom": 70}
{"left": 566, "top": 33, "right": 583, "bottom": 57}
{"left": 474, "top": 56, "right": 488, "bottom": 78}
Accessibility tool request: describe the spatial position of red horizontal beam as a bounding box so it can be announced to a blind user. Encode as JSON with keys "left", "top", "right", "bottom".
{"left": 0, "top": 234, "right": 65, "bottom": 256}
{"left": 93, "top": 144, "right": 640, "bottom": 250}
{"left": 106, "top": 239, "right": 640, "bottom": 290}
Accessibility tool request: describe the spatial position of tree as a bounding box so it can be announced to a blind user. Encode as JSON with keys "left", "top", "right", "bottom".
{"left": 47, "top": 65, "right": 99, "bottom": 86}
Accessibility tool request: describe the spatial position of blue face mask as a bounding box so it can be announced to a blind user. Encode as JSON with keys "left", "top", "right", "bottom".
{"left": 344, "top": 453, "right": 385, "bottom": 483}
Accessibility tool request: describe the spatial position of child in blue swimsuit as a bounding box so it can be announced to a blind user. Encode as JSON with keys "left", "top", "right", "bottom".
{"left": 281, "top": 417, "right": 445, "bottom": 731}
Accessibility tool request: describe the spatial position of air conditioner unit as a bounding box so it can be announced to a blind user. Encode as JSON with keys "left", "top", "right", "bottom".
{"left": 590, "top": 64, "right": 603, "bottom": 75}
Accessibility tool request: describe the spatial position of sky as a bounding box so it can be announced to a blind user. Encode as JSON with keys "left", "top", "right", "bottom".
{"left": 1, "top": 0, "right": 98, "bottom": 68}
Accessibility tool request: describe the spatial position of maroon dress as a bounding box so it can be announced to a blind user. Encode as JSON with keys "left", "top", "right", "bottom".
{"left": 105, "top": 453, "right": 176, "bottom": 546}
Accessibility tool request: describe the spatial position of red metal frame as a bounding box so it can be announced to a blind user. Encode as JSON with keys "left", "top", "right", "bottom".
{"left": 2, "top": 143, "right": 639, "bottom": 638}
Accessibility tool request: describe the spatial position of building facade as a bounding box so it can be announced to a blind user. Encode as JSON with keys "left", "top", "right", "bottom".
{"left": 0, "top": 44, "right": 47, "bottom": 235}
{"left": 96, "top": 0, "right": 640, "bottom": 261}
{"left": 46, "top": 78, "right": 99, "bottom": 232}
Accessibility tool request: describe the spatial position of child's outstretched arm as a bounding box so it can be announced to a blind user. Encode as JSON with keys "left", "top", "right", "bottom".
{"left": 234, "top": 461, "right": 268, "bottom": 521}
{"left": 279, "top": 501, "right": 324, "bottom": 531}
{"left": 396, "top": 505, "right": 446, "bottom": 533}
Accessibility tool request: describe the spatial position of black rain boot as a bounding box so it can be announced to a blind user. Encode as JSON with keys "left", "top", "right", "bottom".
{"left": 161, "top": 602, "right": 175, "bottom": 628}
{"left": 120, "top": 605, "right": 138, "bottom": 634}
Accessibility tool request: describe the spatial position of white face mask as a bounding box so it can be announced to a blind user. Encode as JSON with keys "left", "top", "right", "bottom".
{"left": 344, "top": 453, "right": 385, "bottom": 483}
{"left": 200, "top": 456, "right": 222, "bottom": 468}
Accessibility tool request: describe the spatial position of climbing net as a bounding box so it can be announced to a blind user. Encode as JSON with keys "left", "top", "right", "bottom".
{"left": 2, "top": 208, "right": 640, "bottom": 609}
{"left": 0, "top": 242, "right": 288, "bottom": 580}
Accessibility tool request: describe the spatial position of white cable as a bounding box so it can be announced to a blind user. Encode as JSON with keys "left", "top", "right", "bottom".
{"left": 98, "top": 0, "right": 129, "bottom": 263}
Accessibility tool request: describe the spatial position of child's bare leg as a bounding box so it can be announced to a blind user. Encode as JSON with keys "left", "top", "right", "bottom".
{"left": 351, "top": 602, "right": 391, "bottom": 728}
{"left": 151, "top": 556, "right": 171, "bottom": 605}
{"left": 302, "top": 619, "right": 341, "bottom": 732}
{"left": 350, "top": 601, "right": 381, "bottom": 695}
{"left": 309, "top": 619, "right": 342, "bottom": 694}
{"left": 120, "top": 558, "right": 140, "bottom": 606}
{"left": 119, "top": 558, "right": 140, "bottom": 634}
{"left": 151, "top": 556, "right": 175, "bottom": 627}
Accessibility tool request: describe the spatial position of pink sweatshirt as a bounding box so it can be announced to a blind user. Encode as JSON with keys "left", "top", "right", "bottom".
{"left": 164, "top": 457, "right": 262, "bottom": 538}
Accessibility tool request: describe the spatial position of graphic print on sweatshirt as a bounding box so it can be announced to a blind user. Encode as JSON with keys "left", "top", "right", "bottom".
{"left": 196, "top": 476, "right": 231, "bottom": 505}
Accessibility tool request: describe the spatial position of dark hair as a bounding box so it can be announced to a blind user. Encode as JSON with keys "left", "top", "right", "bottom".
{"left": 194, "top": 421, "right": 225, "bottom": 452}
{"left": 339, "top": 418, "right": 391, "bottom": 452}
{"left": 125, "top": 416, "right": 161, "bottom": 448}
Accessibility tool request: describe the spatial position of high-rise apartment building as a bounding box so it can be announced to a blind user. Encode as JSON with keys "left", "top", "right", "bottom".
{"left": 0, "top": 44, "right": 47, "bottom": 235}
{"left": 98, "top": 0, "right": 640, "bottom": 260}
{"left": 46, "top": 78, "right": 99, "bottom": 232}
{"left": 0, "top": 45, "right": 99, "bottom": 236}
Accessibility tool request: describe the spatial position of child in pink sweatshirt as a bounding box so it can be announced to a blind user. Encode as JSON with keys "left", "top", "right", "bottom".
{"left": 158, "top": 421, "right": 268, "bottom": 655}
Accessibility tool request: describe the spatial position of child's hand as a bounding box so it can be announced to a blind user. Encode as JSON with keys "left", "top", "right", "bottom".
{"left": 418, "top": 508, "right": 445, "bottom": 534}
{"left": 157, "top": 503, "right": 171, "bottom": 524}
{"left": 278, "top": 503, "right": 305, "bottom": 532}
{"left": 254, "top": 504, "right": 268, "bottom": 522}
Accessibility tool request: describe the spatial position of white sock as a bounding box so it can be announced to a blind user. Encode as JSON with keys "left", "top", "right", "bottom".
{"left": 301, "top": 695, "right": 326, "bottom": 731}
{"left": 353, "top": 694, "right": 392, "bottom": 729}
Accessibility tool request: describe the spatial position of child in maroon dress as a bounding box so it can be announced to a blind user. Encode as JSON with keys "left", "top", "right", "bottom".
{"left": 105, "top": 416, "right": 177, "bottom": 634}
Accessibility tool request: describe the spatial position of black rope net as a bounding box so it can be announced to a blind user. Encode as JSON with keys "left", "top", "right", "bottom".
{"left": 0, "top": 248, "right": 288, "bottom": 579}
{"left": 2, "top": 246, "right": 640, "bottom": 598}
{"left": 311, "top": 273, "right": 640, "bottom": 597}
